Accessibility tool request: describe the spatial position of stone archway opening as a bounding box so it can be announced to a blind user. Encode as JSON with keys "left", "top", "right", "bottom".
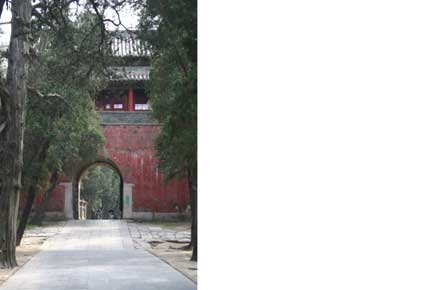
{"left": 73, "top": 159, "right": 124, "bottom": 220}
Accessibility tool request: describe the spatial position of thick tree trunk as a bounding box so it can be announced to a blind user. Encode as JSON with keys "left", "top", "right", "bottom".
{"left": 16, "top": 185, "right": 36, "bottom": 246}
{"left": 0, "top": 186, "right": 19, "bottom": 268}
{"left": 0, "top": 0, "right": 32, "bottom": 268}
{"left": 16, "top": 140, "right": 51, "bottom": 246}
{"left": 31, "top": 172, "right": 59, "bottom": 225}
{"left": 188, "top": 166, "right": 197, "bottom": 261}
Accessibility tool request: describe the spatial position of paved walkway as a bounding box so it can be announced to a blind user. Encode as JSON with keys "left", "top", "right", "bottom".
{"left": 0, "top": 220, "right": 197, "bottom": 290}
{"left": 127, "top": 221, "right": 197, "bottom": 282}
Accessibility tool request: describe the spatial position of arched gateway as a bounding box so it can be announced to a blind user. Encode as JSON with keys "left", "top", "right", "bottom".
{"left": 40, "top": 32, "right": 190, "bottom": 221}
{"left": 73, "top": 159, "right": 124, "bottom": 220}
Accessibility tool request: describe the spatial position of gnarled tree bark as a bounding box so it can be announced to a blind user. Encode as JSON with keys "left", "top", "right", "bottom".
{"left": 0, "top": 0, "right": 32, "bottom": 268}
{"left": 16, "top": 139, "right": 51, "bottom": 246}
{"left": 30, "top": 172, "right": 59, "bottom": 225}
{"left": 188, "top": 166, "right": 197, "bottom": 261}
{"left": 15, "top": 184, "right": 36, "bottom": 246}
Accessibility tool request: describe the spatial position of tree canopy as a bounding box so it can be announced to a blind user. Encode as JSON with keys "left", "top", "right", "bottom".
{"left": 0, "top": 0, "right": 134, "bottom": 266}
{"left": 138, "top": 0, "right": 197, "bottom": 260}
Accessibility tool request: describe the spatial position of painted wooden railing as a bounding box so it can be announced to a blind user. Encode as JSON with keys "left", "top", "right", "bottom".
{"left": 79, "top": 200, "right": 88, "bottom": 220}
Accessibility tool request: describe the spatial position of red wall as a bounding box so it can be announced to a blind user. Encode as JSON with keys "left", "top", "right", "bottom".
{"left": 40, "top": 124, "right": 190, "bottom": 215}
{"left": 101, "top": 125, "right": 189, "bottom": 212}
{"left": 44, "top": 184, "right": 65, "bottom": 211}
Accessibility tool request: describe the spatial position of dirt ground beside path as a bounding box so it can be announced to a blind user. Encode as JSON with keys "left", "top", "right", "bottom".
{"left": 127, "top": 220, "right": 197, "bottom": 283}
{"left": 0, "top": 221, "right": 66, "bottom": 286}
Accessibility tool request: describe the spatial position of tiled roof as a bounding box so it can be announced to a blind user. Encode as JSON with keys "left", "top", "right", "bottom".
{"left": 0, "top": 33, "right": 150, "bottom": 78}
{"left": 108, "top": 66, "right": 149, "bottom": 81}
{"left": 110, "top": 31, "right": 149, "bottom": 57}
{"left": 1, "top": 31, "right": 149, "bottom": 58}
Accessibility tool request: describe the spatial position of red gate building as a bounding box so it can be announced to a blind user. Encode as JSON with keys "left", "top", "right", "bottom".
{"left": 42, "top": 32, "right": 190, "bottom": 220}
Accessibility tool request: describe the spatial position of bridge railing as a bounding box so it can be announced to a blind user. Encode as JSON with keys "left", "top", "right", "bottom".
{"left": 79, "top": 200, "right": 88, "bottom": 220}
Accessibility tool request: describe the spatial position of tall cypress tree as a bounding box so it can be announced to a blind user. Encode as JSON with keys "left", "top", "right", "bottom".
{"left": 139, "top": 0, "right": 197, "bottom": 261}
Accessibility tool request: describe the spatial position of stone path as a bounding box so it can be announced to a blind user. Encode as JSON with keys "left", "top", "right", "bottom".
{"left": 127, "top": 221, "right": 197, "bottom": 282}
{"left": 0, "top": 220, "right": 197, "bottom": 290}
{"left": 0, "top": 222, "right": 66, "bottom": 286}
{"left": 128, "top": 222, "right": 191, "bottom": 244}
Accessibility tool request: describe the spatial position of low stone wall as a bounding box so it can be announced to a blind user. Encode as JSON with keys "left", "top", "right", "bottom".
{"left": 132, "top": 211, "right": 191, "bottom": 221}
{"left": 42, "top": 211, "right": 66, "bottom": 221}
{"left": 41, "top": 211, "right": 190, "bottom": 222}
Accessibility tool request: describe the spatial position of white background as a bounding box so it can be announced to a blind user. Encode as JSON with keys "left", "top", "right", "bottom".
{"left": 200, "top": 0, "right": 440, "bottom": 289}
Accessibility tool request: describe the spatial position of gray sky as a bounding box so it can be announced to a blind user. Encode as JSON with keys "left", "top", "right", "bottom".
{"left": 0, "top": 10, "right": 11, "bottom": 44}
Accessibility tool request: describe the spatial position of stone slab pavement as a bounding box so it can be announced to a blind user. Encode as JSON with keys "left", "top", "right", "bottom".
{"left": 0, "top": 220, "right": 197, "bottom": 290}
{"left": 127, "top": 221, "right": 197, "bottom": 282}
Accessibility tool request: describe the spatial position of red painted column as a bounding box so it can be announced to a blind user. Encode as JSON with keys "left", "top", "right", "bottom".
{"left": 127, "top": 87, "right": 134, "bottom": 111}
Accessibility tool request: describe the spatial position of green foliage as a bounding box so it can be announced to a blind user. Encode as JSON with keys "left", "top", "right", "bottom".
{"left": 80, "top": 166, "right": 121, "bottom": 218}
{"left": 138, "top": 0, "right": 197, "bottom": 180}
{"left": 30, "top": 10, "right": 111, "bottom": 96}
{"left": 22, "top": 11, "right": 110, "bottom": 195}
{"left": 139, "top": 0, "right": 198, "bottom": 261}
